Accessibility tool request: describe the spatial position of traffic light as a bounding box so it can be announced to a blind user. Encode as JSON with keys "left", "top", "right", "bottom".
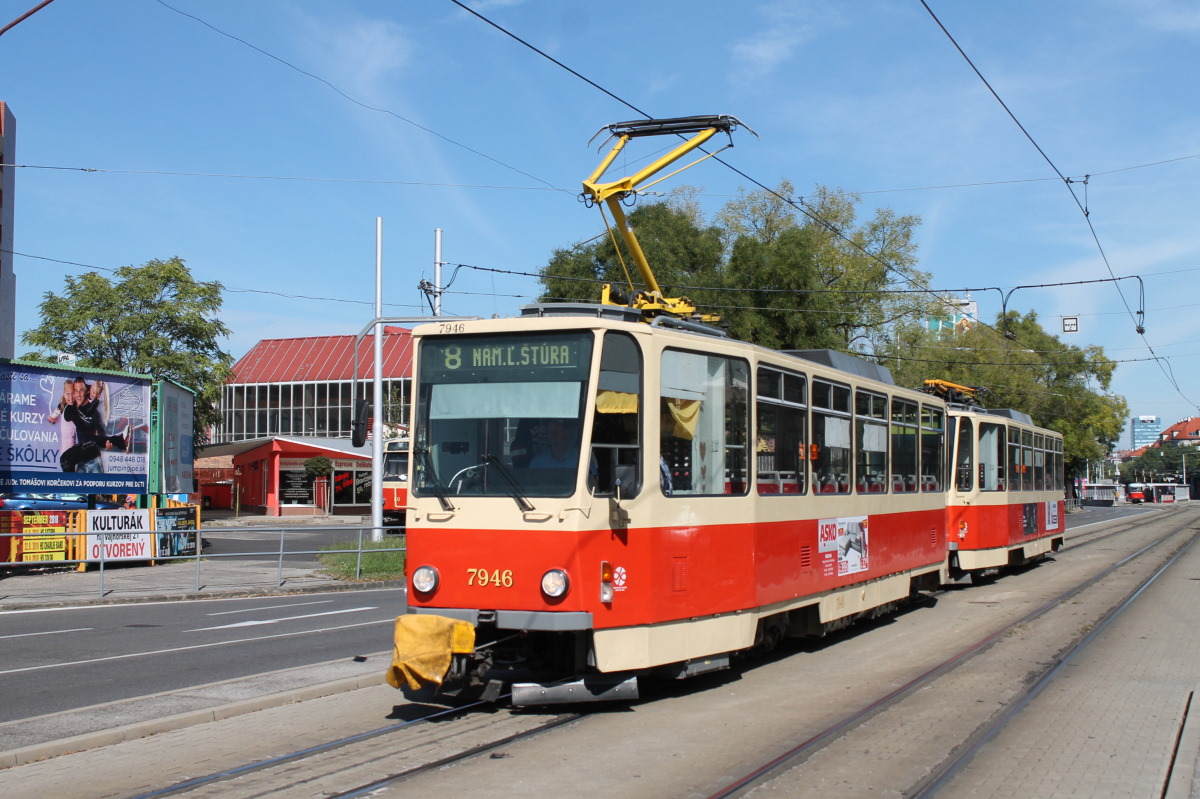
{"left": 352, "top": 400, "right": 371, "bottom": 447}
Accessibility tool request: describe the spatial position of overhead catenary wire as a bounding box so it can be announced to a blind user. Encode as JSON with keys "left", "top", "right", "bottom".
{"left": 4, "top": 249, "right": 426, "bottom": 311}
{"left": 918, "top": 0, "right": 1197, "bottom": 410}
{"left": 443, "top": 1, "right": 1077, "bottom": 360}
{"left": 452, "top": 0, "right": 1194, "bottom": 410}
{"left": 153, "top": 0, "right": 565, "bottom": 194}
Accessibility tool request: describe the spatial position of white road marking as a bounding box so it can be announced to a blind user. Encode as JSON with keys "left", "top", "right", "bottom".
{"left": 186, "top": 606, "right": 379, "bottom": 631}
{"left": 0, "top": 618, "right": 393, "bottom": 676}
{"left": 0, "top": 627, "right": 93, "bottom": 640}
{"left": 206, "top": 600, "right": 334, "bottom": 616}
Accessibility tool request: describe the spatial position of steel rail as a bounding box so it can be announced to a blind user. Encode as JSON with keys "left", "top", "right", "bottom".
{"left": 908, "top": 525, "right": 1200, "bottom": 798}
{"left": 125, "top": 699, "right": 494, "bottom": 799}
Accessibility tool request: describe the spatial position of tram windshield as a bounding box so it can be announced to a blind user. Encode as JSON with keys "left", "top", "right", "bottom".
{"left": 414, "top": 332, "right": 594, "bottom": 501}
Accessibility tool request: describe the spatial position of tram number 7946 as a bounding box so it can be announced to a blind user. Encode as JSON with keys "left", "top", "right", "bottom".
{"left": 467, "top": 568, "right": 514, "bottom": 588}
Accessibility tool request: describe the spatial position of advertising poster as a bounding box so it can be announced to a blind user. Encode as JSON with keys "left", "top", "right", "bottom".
{"left": 280, "top": 470, "right": 313, "bottom": 504}
{"left": 86, "top": 509, "right": 154, "bottom": 562}
{"left": 155, "top": 506, "right": 198, "bottom": 557}
{"left": 818, "top": 515, "right": 870, "bottom": 577}
{"left": 158, "top": 381, "right": 195, "bottom": 495}
{"left": 1045, "top": 500, "right": 1060, "bottom": 531}
{"left": 0, "top": 509, "right": 72, "bottom": 563}
{"left": 1, "top": 362, "right": 151, "bottom": 494}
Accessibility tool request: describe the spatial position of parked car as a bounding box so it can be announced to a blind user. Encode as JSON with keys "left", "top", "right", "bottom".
{"left": 0, "top": 493, "right": 121, "bottom": 511}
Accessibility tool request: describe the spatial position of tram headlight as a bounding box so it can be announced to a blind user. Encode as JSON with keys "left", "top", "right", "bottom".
{"left": 411, "top": 565, "right": 439, "bottom": 594}
{"left": 541, "top": 569, "right": 570, "bottom": 598}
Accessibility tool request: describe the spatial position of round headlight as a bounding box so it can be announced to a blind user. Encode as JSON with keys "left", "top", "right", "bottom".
{"left": 541, "top": 569, "right": 570, "bottom": 598}
{"left": 412, "top": 565, "right": 439, "bottom": 594}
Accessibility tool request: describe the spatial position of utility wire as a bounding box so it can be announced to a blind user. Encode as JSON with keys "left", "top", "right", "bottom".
{"left": 918, "top": 0, "right": 1196, "bottom": 410}
{"left": 5, "top": 249, "right": 425, "bottom": 310}
{"left": 0, "top": 162, "right": 564, "bottom": 192}
{"left": 447, "top": 1, "right": 1046, "bottom": 360}
{"left": 153, "top": 0, "right": 564, "bottom": 192}
{"left": 453, "top": 0, "right": 1193, "bottom": 408}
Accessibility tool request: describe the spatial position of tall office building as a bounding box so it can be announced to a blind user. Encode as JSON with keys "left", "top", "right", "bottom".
{"left": 1131, "top": 415, "right": 1160, "bottom": 450}
{"left": 0, "top": 102, "right": 15, "bottom": 359}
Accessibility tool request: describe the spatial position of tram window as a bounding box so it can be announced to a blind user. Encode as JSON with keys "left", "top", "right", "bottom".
{"left": 855, "top": 390, "right": 887, "bottom": 493}
{"left": 1008, "top": 427, "right": 1022, "bottom": 492}
{"left": 660, "top": 350, "right": 748, "bottom": 497}
{"left": 756, "top": 367, "right": 807, "bottom": 496}
{"left": 812, "top": 379, "right": 851, "bottom": 494}
{"left": 1021, "top": 430, "right": 1034, "bottom": 491}
{"left": 1054, "top": 439, "right": 1064, "bottom": 491}
{"left": 891, "top": 398, "right": 918, "bottom": 493}
{"left": 978, "top": 422, "right": 1005, "bottom": 491}
{"left": 592, "top": 332, "right": 642, "bottom": 498}
{"left": 921, "top": 407, "right": 940, "bottom": 489}
{"left": 1034, "top": 433, "right": 1046, "bottom": 491}
{"left": 955, "top": 417, "right": 974, "bottom": 491}
{"left": 920, "top": 406, "right": 945, "bottom": 492}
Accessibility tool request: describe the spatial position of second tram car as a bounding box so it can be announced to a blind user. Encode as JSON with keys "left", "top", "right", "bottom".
{"left": 945, "top": 405, "right": 1065, "bottom": 579}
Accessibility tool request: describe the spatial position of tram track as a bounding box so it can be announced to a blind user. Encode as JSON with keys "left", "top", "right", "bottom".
{"left": 907, "top": 526, "right": 1200, "bottom": 798}
{"left": 127, "top": 700, "right": 584, "bottom": 799}
{"left": 703, "top": 511, "right": 1200, "bottom": 799}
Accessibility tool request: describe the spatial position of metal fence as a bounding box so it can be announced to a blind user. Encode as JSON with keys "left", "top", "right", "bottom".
{"left": 0, "top": 526, "right": 406, "bottom": 602}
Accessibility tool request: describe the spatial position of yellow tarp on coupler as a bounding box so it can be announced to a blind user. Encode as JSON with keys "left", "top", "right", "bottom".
{"left": 385, "top": 614, "right": 476, "bottom": 691}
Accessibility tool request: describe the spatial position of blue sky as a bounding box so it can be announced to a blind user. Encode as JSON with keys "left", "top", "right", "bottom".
{"left": 2, "top": 0, "right": 1198, "bottom": 444}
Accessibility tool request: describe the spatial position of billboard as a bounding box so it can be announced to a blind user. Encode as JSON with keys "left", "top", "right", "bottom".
{"left": 0, "top": 362, "right": 151, "bottom": 493}
{"left": 158, "top": 381, "right": 195, "bottom": 495}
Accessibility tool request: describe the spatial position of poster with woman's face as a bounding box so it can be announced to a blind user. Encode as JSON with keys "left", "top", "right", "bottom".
{"left": 0, "top": 362, "right": 150, "bottom": 494}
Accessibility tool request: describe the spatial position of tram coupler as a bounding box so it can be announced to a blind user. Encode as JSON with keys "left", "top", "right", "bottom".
{"left": 511, "top": 675, "right": 639, "bottom": 706}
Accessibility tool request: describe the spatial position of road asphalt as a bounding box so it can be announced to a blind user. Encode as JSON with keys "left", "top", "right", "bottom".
{"left": 0, "top": 509, "right": 406, "bottom": 768}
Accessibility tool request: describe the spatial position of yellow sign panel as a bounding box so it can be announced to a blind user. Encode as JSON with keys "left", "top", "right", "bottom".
{"left": 24, "top": 537, "right": 66, "bottom": 553}
{"left": 22, "top": 552, "right": 62, "bottom": 562}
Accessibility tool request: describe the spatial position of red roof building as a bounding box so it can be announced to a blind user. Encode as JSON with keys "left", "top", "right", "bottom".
{"left": 1157, "top": 417, "right": 1200, "bottom": 446}
{"left": 199, "top": 328, "right": 414, "bottom": 517}
{"left": 213, "top": 327, "right": 413, "bottom": 444}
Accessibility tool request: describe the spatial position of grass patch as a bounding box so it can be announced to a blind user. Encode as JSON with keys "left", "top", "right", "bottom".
{"left": 318, "top": 536, "right": 406, "bottom": 581}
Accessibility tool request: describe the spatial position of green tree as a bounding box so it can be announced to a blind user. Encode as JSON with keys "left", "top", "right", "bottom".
{"left": 884, "top": 310, "right": 1128, "bottom": 488}
{"left": 539, "top": 201, "right": 724, "bottom": 306}
{"left": 716, "top": 183, "right": 937, "bottom": 352}
{"left": 21, "top": 257, "right": 233, "bottom": 447}
{"left": 304, "top": 456, "right": 333, "bottom": 480}
{"left": 542, "top": 183, "right": 933, "bottom": 353}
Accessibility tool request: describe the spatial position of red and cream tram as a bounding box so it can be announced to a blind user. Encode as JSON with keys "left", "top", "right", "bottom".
{"left": 385, "top": 115, "right": 1067, "bottom": 704}
{"left": 391, "top": 311, "right": 956, "bottom": 703}
{"left": 381, "top": 435, "right": 410, "bottom": 526}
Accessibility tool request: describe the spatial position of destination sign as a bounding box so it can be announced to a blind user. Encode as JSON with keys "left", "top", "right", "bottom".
{"left": 421, "top": 333, "right": 591, "bottom": 382}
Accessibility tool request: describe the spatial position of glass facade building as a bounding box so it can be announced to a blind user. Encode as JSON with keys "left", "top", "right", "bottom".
{"left": 1131, "top": 415, "right": 1160, "bottom": 451}
{"left": 214, "top": 379, "right": 409, "bottom": 443}
{"left": 211, "top": 330, "right": 414, "bottom": 444}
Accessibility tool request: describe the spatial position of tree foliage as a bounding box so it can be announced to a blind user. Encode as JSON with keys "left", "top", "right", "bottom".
{"left": 883, "top": 310, "right": 1128, "bottom": 481}
{"left": 1121, "top": 443, "right": 1196, "bottom": 485}
{"left": 304, "top": 456, "right": 333, "bottom": 480}
{"left": 21, "top": 257, "right": 233, "bottom": 447}
{"left": 540, "top": 183, "right": 937, "bottom": 352}
{"left": 539, "top": 180, "right": 1129, "bottom": 478}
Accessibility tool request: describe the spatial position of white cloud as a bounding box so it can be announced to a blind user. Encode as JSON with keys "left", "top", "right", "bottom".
{"left": 729, "top": 3, "right": 844, "bottom": 84}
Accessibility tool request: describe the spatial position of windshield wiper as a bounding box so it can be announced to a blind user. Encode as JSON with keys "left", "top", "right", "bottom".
{"left": 415, "top": 446, "right": 454, "bottom": 511}
{"left": 483, "top": 455, "right": 536, "bottom": 512}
